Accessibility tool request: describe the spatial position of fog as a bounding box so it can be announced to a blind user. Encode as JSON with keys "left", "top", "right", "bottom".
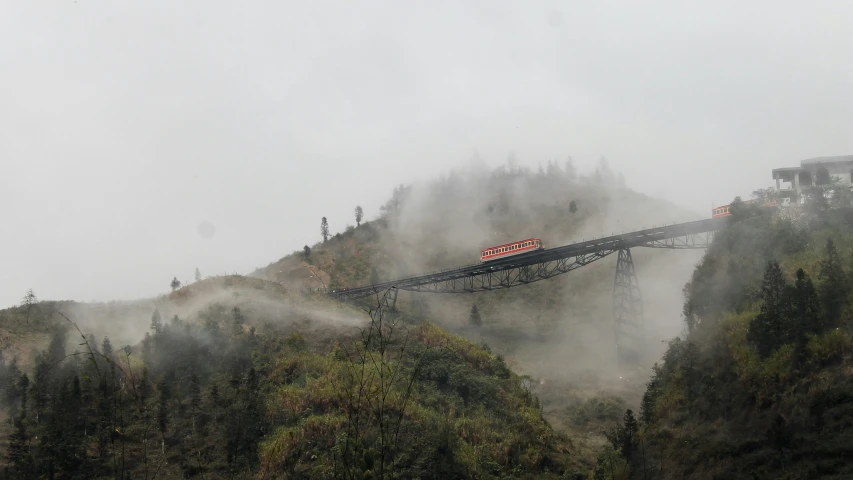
{"left": 364, "top": 163, "right": 702, "bottom": 408}
{"left": 3, "top": 1, "right": 853, "bottom": 307}
{"left": 48, "top": 276, "right": 365, "bottom": 357}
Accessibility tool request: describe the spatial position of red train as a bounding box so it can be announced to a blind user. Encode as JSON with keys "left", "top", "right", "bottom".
{"left": 712, "top": 199, "right": 778, "bottom": 218}
{"left": 480, "top": 238, "right": 543, "bottom": 262}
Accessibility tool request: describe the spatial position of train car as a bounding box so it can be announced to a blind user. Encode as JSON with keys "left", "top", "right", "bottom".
{"left": 480, "top": 238, "right": 543, "bottom": 262}
{"left": 711, "top": 205, "right": 732, "bottom": 218}
{"left": 712, "top": 199, "right": 778, "bottom": 218}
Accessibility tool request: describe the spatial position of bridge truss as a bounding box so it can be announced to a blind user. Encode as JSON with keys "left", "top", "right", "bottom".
{"left": 329, "top": 217, "right": 725, "bottom": 365}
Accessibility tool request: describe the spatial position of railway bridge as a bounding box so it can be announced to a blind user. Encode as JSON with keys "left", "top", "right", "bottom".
{"left": 329, "top": 216, "right": 728, "bottom": 364}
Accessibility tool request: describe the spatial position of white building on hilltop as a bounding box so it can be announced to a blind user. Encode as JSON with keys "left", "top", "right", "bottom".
{"left": 772, "top": 155, "right": 853, "bottom": 203}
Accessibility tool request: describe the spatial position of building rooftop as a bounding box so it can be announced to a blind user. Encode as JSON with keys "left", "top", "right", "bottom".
{"left": 801, "top": 155, "right": 853, "bottom": 166}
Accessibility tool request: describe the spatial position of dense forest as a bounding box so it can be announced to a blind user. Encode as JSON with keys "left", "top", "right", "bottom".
{"left": 0, "top": 284, "right": 586, "bottom": 479}
{"left": 595, "top": 187, "right": 853, "bottom": 479}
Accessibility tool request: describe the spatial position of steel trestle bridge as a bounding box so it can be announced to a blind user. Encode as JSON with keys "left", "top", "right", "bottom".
{"left": 328, "top": 216, "right": 728, "bottom": 364}
{"left": 329, "top": 217, "right": 726, "bottom": 300}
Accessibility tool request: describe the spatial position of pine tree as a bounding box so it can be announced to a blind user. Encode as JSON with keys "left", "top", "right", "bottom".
{"left": 101, "top": 337, "right": 113, "bottom": 358}
{"left": 7, "top": 373, "right": 32, "bottom": 473}
{"left": 640, "top": 364, "right": 662, "bottom": 425}
{"left": 791, "top": 268, "right": 821, "bottom": 337}
{"left": 7, "top": 416, "right": 33, "bottom": 474}
{"left": 354, "top": 205, "right": 364, "bottom": 226}
{"left": 232, "top": 307, "right": 245, "bottom": 336}
{"left": 748, "top": 261, "right": 791, "bottom": 358}
{"left": 150, "top": 309, "right": 163, "bottom": 337}
{"left": 157, "top": 380, "right": 170, "bottom": 439}
{"left": 195, "top": 267, "right": 202, "bottom": 282}
{"left": 469, "top": 304, "right": 482, "bottom": 327}
{"left": 320, "top": 217, "right": 330, "bottom": 243}
{"left": 619, "top": 409, "right": 639, "bottom": 460}
{"left": 170, "top": 276, "right": 181, "bottom": 292}
{"left": 818, "top": 238, "right": 846, "bottom": 328}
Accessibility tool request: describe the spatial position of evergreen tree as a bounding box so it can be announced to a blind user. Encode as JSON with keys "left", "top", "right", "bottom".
{"left": 640, "top": 364, "right": 662, "bottom": 425}
{"left": 101, "top": 336, "right": 113, "bottom": 358}
{"left": 232, "top": 306, "right": 245, "bottom": 336}
{"left": 320, "top": 217, "right": 330, "bottom": 243}
{"left": 157, "top": 380, "right": 170, "bottom": 439}
{"left": 818, "top": 238, "right": 846, "bottom": 327}
{"left": 303, "top": 245, "right": 311, "bottom": 260}
{"left": 170, "top": 276, "right": 181, "bottom": 292}
{"left": 747, "top": 261, "right": 791, "bottom": 358}
{"left": 7, "top": 417, "right": 33, "bottom": 475}
{"left": 569, "top": 200, "right": 578, "bottom": 214}
{"left": 791, "top": 268, "right": 821, "bottom": 337}
{"left": 195, "top": 267, "right": 202, "bottom": 282}
{"left": 469, "top": 304, "right": 482, "bottom": 327}
{"left": 619, "top": 409, "right": 639, "bottom": 460}
{"left": 150, "top": 309, "right": 163, "bottom": 336}
{"left": 355, "top": 205, "right": 364, "bottom": 226}
{"left": 8, "top": 373, "right": 32, "bottom": 473}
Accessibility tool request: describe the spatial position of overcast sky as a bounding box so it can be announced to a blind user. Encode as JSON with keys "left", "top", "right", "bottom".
{"left": 2, "top": 1, "right": 852, "bottom": 307}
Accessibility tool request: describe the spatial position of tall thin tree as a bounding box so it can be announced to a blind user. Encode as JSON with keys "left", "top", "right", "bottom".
{"left": 320, "top": 217, "right": 330, "bottom": 243}
{"left": 355, "top": 205, "right": 364, "bottom": 226}
{"left": 747, "top": 261, "right": 790, "bottom": 358}
{"left": 21, "top": 289, "right": 37, "bottom": 325}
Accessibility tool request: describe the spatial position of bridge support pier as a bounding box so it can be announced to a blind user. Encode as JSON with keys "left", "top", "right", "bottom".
{"left": 383, "top": 286, "right": 399, "bottom": 311}
{"left": 613, "top": 248, "right": 644, "bottom": 366}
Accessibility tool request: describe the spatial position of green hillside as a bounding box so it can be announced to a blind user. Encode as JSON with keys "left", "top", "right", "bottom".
{"left": 251, "top": 161, "right": 705, "bottom": 435}
{"left": 598, "top": 190, "right": 853, "bottom": 479}
{"left": 0, "top": 274, "right": 592, "bottom": 478}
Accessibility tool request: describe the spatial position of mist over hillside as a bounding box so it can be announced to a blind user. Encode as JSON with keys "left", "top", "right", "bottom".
{"left": 253, "top": 160, "right": 709, "bottom": 431}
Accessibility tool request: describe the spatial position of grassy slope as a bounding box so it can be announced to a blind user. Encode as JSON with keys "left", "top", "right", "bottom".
{"left": 636, "top": 206, "right": 853, "bottom": 479}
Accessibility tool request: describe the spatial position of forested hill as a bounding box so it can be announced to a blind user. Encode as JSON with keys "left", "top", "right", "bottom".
{"left": 0, "top": 276, "right": 590, "bottom": 478}
{"left": 251, "top": 160, "right": 704, "bottom": 429}
{"left": 598, "top": 189, "right": 853, "bottom": 479}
